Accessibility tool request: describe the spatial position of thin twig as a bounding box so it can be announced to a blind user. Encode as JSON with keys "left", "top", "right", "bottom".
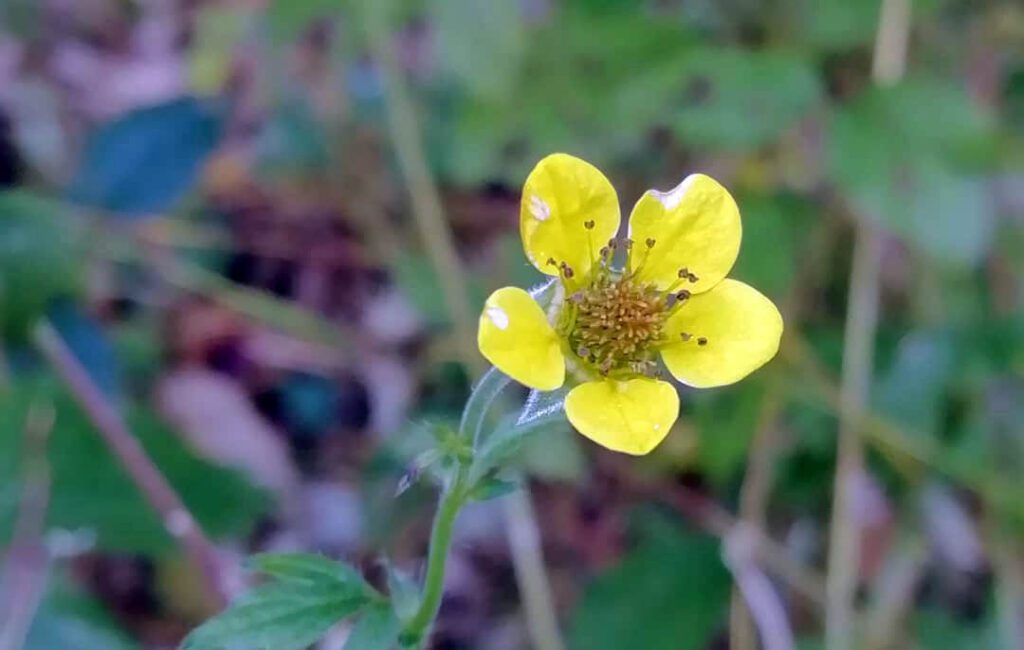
{"left": 365, "top": 8, "right": 565, "bottom": 650}
{"left": 781, "top": 336, "right": 1024, "bottom": 520}
{"left": 32, "top": 320, "right": 229, "bottom": 608}
{"left": 0, "top": 400, "right": 54, "bottom": 650}
{"left": 991, "top": 535, "right": 1024, "bottom": 650}
{"left": 862, "top": 537, "right": 927, "bottom": 650}
{"left": 724, "top": 526, "right": 795, "bottom": 650}
{"left": 731, "top": 390, "right": 785, "bottom": 650}
{"left": 826, "top": 2, "right": 911, "bottom": 647}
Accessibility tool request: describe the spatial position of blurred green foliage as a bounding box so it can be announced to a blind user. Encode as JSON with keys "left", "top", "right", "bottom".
{"left": 0, "top": 377, "right": 268, "bottom": 554}
{"left": 1, "top": 0, "right": 1022, "bottom": 647}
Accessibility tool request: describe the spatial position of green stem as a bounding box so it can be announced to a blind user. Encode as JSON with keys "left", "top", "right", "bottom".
{"left": 459, "top": 367, "right": 512, "bottom": 445}
{"left": 402, "top": 468, "right": 469, "bottom": 646}
{"left": 364, "top": 6, "right": 563, "bottom": 650}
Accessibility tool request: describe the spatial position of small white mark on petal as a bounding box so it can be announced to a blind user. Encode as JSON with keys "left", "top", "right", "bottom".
{"left": 653, "top": 423, "right": 661, "bottom": 431}
{"left": 651, "top": 174, "right": 697, "bottom": 211}
{"left": 486, "top": 306, "right": 510, "bottom": 330}
{"left": 529, "top": 195, "right": 551, "bottom": 221}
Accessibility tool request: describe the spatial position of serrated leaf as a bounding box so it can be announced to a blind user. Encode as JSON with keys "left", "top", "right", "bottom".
{"left": 68, "top": 97, "right": 222, "bottom": 217}
{"left": 344, "top": 602, "right": 401, "bottom": 650}
{"left": 249, "top": 553, "right": 372, "bottom": 596}
{"left": 182, "top": 583, "right": 368, "bottom": 650}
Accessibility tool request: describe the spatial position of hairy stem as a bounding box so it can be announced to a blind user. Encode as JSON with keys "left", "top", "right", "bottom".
{"left": 402, "top": 469, "right": 469, "bottom": 646}
{"left": 366, "top": 7, "right": 563, "bottom": 650}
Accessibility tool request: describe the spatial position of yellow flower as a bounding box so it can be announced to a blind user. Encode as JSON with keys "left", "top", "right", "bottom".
{"left": 477, "top": 154, "right": 783, "bottom": 455}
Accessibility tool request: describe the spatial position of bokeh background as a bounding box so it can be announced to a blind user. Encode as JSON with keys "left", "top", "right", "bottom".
{"left": 1, "top": 0, "right": 1023, "bottom": 648}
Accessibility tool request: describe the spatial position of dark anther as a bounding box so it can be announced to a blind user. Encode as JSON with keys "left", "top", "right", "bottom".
{"left": 607, "top": 238, "right": 617, "bottom": 249}
{"left": 676, "top": 289, "right": 691, "bottom": 301}
{"left": 546, "top": 257, "right": 557, "bottom": 267}
{"left": 678, "top": 267, "right": 689, "bottom": 278}
{"left": 697, "top": 337, "right": 708, "bottom": 346}
{"left": 624, "top": 239, "right": 634, "bottom": 249}
{"left": 680, "top": 332, "right": 692, "bottom": 342}
{"left": 560, "top": 262, "right": 575, "bottom": 279}
{"left": 645, "top": 237, "right": 656, "bottom": 249}
{"left": 584, "top": 219, "right": 595, "bottom": 230}
{"left": 687, "top": 272, "right": 699, "bottom": 283}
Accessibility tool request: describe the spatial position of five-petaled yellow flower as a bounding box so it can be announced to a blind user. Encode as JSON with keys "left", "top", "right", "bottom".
{"left": 477, "top": 154, "right": 783, "bottom": 455}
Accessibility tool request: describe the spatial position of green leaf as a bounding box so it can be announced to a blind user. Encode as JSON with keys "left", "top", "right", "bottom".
{"left": 344, "top": 602, "right": 401, "bottom": 650}
{"left": 249, "top": 553, "right": 372, "bottom": 596}
{"left": 731, "top": 194, "right": 816, "bottom": 301}
{"left": 428, "top": 0, "right": 526, "bottom": 101}
{"left": 391, "top": 252, "right": 486, "bottom": 329}
{"left": 671, "top": 48, "right": 821, "bottom": 150}
{"left": 828, "top": 78, "right": 997, "bottom": 266}
{"left": 0, "top": 378, "right": 267, "bottom": 554}
{"left": 913, "top": 607, "right": 999, "bottom": 650}
{"left": 568, "top": 521, "right": 731, "bottom": 650}
{"left": 873, "top": 331, "right": 958, "bottom": 435}
{"left": 0, "top": 191, "right": 84, "bottom": 340}
{"left": 797, "top": 0, "right": 880, "bottom": 51}
{"left": 48, "top": 299, "right": 122, "bottom": 400}
{"left": 25, "top": 574, "right": 138, "bottom": 650}
{"left": 68, "top": 97, "right": 222, "bottom": 217}
{"left": 692, "top": 380, "right": 768, "bottom": 486}
{"left": 266, "top": 0, "right": 339, "bottom": 42}
{"left": 186, "top": 554, "right": 375, "bottom": 650}
{"left": 182, "top": 584, "right": 367, "bottom": 650}
{"left": 254, "top": 100, "right": 331, "bottom": 179}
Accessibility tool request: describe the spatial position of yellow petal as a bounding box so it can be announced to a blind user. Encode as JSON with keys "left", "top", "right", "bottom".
{"left": 661, "top": 279, "right": 782, "bottom": 388}
{"left": 626, "top": 173, "right": 741, "bottom": 293}
{"left": 565, "top": 378, "right": 679, "bottom": 455}
{"left": 520, "top": 153, "right": 620, "bottom": 280}
{"left": 477, "top": 287, "right": 565, "bottom": 390}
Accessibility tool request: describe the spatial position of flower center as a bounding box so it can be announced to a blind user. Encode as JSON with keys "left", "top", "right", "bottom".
{"left": 568, "top": 273, "right": 667, "bottom": 376}
{"left": 550, "top": 230, "right": 710, "bottom": 379}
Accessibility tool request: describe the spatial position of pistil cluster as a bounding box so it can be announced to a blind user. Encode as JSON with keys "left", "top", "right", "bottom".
{"left": 569, "top": 270, "right": 665, "bottom": 376}
{"left": 549, "top": 228, "right": 707, "bottom": 378}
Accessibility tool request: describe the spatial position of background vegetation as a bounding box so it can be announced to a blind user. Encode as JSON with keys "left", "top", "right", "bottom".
{"left": 0, "top": 0, "right": 1022, "bottom": 648}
